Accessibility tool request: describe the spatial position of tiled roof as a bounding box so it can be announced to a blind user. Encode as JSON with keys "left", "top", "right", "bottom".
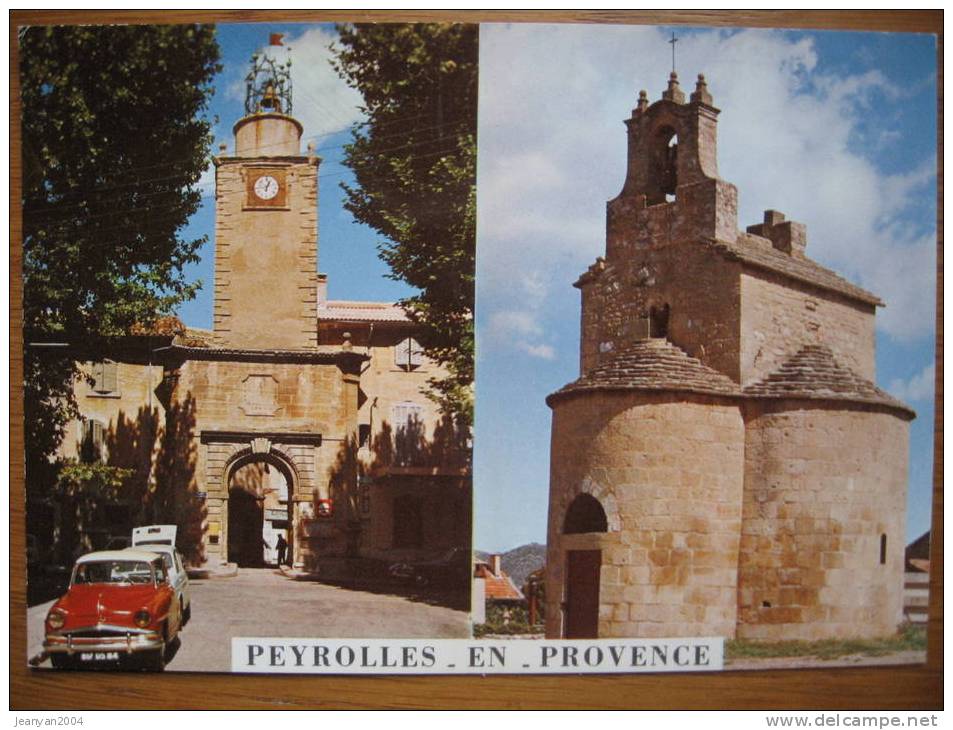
{"left": 475, "top": 563, "right": 524, "bottom": 601}
{"left": 743, "top": 344, "right": 914, "bottom": 418}
{"left": 715, "top": 236, "right": 883, "bottom": 306}
{"left": 169, "top": 345, "right": 366, "bottom": 364}
{"left": 318, "top": 300, "right": 411, "bottom": 323}
{"left": 547, "top": 339, "right": 741, "bottom": 405}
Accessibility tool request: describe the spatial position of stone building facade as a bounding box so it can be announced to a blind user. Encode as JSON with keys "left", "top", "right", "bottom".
{"left": 53, "top": 51, "right": 470, "bottom": 575}
{"left": 545, "top": 73, "right": 913, "bottom": 642}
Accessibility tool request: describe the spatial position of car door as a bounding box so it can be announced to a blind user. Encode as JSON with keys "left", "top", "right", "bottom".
{"left": 172, "top": 549, "right": 190, "bottom": 608}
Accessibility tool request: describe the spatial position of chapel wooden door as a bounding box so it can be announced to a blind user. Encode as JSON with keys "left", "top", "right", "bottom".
{"left": 564, "top": 549, "right": 601, "bottom": 638}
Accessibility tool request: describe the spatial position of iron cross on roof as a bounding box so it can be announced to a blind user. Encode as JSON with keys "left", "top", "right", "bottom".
{"left": 669, "top": 31, "right": 679, "bottom": 74}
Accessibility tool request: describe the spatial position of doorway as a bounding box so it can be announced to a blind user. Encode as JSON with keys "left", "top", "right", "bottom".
{"left": 565, "top": 549, "right": 601, "bottom": 638}
{"left": 228, "top": 488, "right": 264, "bottom": 567}
{"left": 562, "top": 493, "right": 609, "bottom": 638}
{"left": 226, "top": 457, "right": 293, "bottom": 568}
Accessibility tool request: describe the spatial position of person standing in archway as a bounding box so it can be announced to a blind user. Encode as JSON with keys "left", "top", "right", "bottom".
{"left": 276, "top": 533, "right": 288, "bottom": 567}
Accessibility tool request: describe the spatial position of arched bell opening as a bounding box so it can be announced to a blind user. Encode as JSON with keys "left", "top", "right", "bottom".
{"left": 647, "top": 125, "right": 678, "bottom": 205}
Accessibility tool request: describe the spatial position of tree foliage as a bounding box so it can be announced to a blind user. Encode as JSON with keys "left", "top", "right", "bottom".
{"left": 20, "top": 24, "right": 221, "bottom": 476}
{"left": 333, "top": 23, "right": 477, "bottom": 422}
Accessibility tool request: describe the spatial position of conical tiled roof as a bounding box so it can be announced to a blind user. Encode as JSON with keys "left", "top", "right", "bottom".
{"left": 547, "top": 339, "right": 740, "bottom": 406}
{"left": 743, "top": 344, "right": 915, "bottom": 418}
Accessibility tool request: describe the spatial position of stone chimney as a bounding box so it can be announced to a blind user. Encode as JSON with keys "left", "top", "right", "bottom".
{"left": 317, "top": 273, "right": 328, "bottom": 304}
{"left": 491, "top": 554, "right": 502, "bottom": 577}
{"left": 747, "top": 210, "right": 807, "bottom": 258}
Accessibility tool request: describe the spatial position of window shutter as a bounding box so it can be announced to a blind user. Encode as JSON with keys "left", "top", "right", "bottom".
{"left": 82, "top": 419, "right": 105, "bottom": 462}
{"left": 92, "top": 360, "right": 118, "bottom": 394}
{"left": 394, "top": 338, "right": 423, "bottom": 370}
{"left": 408, "top": 338, "right": 422, "bottom": 368}
{"left": 102, "top": 360, "right": 118, "bottom": 393}
{"left": 91, "top": 361, "right": 105, "bottom": 391}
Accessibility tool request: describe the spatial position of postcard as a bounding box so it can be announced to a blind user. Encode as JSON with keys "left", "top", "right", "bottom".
{"left": 18, "top": 18, "right": 935, "bottom": 677}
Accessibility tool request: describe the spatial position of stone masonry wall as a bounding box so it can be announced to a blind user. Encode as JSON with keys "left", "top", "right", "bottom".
{"left": 213, "top": 158, "right": 319, "bottom": 350}
{"left": 739, "top": 270, "right": 877, "bottom": 385}
{"left": 172, "top": 358, "right": 354, "bottom": 562}
{"left": 319, "top": 324, "right": 446, "bottom": 447}
{"left": 61, "top": 361, "right": 166, "bottom": 461}
{"left": 579, "top": 242, "right": 742, "bottom": 380}
{"left": 546, "top": 392, "right": 744, "bottom": 638}
{"left": 737, "top": 402, "right": 908, "bottom": 640}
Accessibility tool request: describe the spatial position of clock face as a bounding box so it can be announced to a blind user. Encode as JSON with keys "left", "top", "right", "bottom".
{"left": 253, "top": 175, "right": 279, "bottom": 201}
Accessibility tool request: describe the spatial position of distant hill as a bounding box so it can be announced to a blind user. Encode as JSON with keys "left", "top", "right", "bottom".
{"left": 476, "top": 542, "right": 546, "bottom": 588}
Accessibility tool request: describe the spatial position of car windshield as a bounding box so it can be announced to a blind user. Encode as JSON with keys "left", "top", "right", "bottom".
{"left": 73, "top": 560, "right": 154, "bottom": 585}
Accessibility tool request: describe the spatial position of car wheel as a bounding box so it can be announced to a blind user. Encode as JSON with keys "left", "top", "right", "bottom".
{"left": 50, "top": 653, "right": 73, "bottom": 670}
{"left": 181, "top": 599, "right": 191, "bottom": 627}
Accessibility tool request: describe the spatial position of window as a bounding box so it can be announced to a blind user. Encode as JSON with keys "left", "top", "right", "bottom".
{"left": 392, "top": 401, "right": 424, "bottom": 430}
{"left": 81, "top": 418, "right": 106, "bottom": 463}
{"left": 358, "top": 424, "right": 371, "bottom": 449}
{"left": 90, "top": 360, "right": 119, "bottom": 396}
{"left": 394, "top": 337, "right": 423, "bottom": 371}
{"left": 880, "top": 534, "right": 888, "bottom": 565}
{"left": 392, "top": 402, "right": 425, "bottom": 466}
{"left": 649, "top": 303, "right": 670, "bottom": 338}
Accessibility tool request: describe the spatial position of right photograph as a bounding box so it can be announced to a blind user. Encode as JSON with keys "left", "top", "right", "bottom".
{"left": 474, "top": 23, "right": 936, "bottom": 669}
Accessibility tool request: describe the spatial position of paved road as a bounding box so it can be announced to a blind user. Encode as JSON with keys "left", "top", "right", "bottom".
{"left": 28, "top": 568, "right": 471, "bottom": 673}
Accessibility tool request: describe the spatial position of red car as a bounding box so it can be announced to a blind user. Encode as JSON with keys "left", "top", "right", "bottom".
{"left": 43, "top": 549, "right": 182, "bottom": 671}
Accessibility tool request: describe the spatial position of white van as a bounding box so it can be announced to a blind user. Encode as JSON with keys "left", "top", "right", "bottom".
{"left": 128, "top": 525, "right": 192, "bottom": 625}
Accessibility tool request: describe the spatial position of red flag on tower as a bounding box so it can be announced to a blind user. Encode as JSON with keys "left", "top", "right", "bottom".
{"left": 269, "top": 33, "right": 284, "bottom": 46}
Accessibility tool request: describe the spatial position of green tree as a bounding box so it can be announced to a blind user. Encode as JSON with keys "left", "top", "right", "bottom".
{"left": 20, "top": 25, "right": 221, "bottom": 480}
{"left": 333, "top": 23, "right": 477, "bottom": 423}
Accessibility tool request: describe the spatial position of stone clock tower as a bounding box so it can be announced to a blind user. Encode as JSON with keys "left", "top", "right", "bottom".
{"left": 212, "top": 53, "right": 320, "bottom": 350}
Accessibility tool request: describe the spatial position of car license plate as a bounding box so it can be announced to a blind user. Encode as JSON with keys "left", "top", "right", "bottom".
{"left": 79, "top": 651, "right": 119, "bottom": 661}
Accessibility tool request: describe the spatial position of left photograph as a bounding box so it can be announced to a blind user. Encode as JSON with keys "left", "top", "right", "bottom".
{"left": 20, "top": 21, "right": 477, "bottom": 672}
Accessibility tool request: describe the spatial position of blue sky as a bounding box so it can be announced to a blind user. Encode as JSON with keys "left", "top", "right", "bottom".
{"left": 475, "top": 24, "right": 937, "bottom": 552}
{"left": 175, "top": 23, "right": 937, "bottom": 554}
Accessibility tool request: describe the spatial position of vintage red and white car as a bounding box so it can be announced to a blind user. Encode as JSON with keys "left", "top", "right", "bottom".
{"left": 43, "top": 549, "right": 182, "bottom": 671}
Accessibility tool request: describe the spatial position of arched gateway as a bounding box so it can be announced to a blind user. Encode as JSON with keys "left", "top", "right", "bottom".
{"left": 223, "top": 447, "right": 297, "bottom": 569}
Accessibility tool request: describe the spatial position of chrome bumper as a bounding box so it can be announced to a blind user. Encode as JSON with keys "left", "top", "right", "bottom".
{"left": 44, "top": 625, "right": 163, "bottom": 655}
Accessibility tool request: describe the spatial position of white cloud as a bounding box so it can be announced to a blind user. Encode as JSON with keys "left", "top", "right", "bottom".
{"left": 476, "top": 25, "right": 937, "bottom": 349}
{"left": 520, "top": 343, "right": 556, "bottom": 360}
{"left": 487, "top": 309, "right": 541, "bottom": 338}
{"left": 887, "top": 364, "right": 935, "bottom": 402}
{"left": 481, "top": 271, "right": 556, "bottom": 360}
{"left": 196, "top": 160, "right": 215, "bottom": 200}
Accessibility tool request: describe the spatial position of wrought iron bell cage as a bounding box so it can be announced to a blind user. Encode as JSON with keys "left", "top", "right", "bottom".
{"left": 244, "top": 51, "right": 293, "bottom": 116}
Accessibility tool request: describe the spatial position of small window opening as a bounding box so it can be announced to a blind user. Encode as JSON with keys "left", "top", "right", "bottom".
{"left": 563, "top": 494, "right": 608, "bottom": 535}
{"left": 649, "top": 304, "right": 670, "bottom": 338}
{"left": 880, "top": 534, "right": 887, "bottom": 565}
{"left": 358, "top": 424, "right": 371, "bottom": 449}
{"left": 762, "top": 601, "right": 772, "bottom": 608}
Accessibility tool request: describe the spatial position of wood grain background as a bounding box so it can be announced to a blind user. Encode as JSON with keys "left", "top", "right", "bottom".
{"left": 9, "top": 9, "right": 943, "bottom": 710}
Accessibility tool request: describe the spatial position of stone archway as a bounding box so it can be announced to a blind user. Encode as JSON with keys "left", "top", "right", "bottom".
{"left": 562, "top": 492, "right": 609, "bottom": 639}
{"left": 223, "top": 448, "right": 297, "bottom": 568}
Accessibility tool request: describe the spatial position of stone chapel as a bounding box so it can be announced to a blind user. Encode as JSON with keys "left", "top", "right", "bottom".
{"left": 45, "top": 47, "right": 471, "bottom": 576}
{"left": 545, "top": 73, "right": 914, "bottom": 642}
